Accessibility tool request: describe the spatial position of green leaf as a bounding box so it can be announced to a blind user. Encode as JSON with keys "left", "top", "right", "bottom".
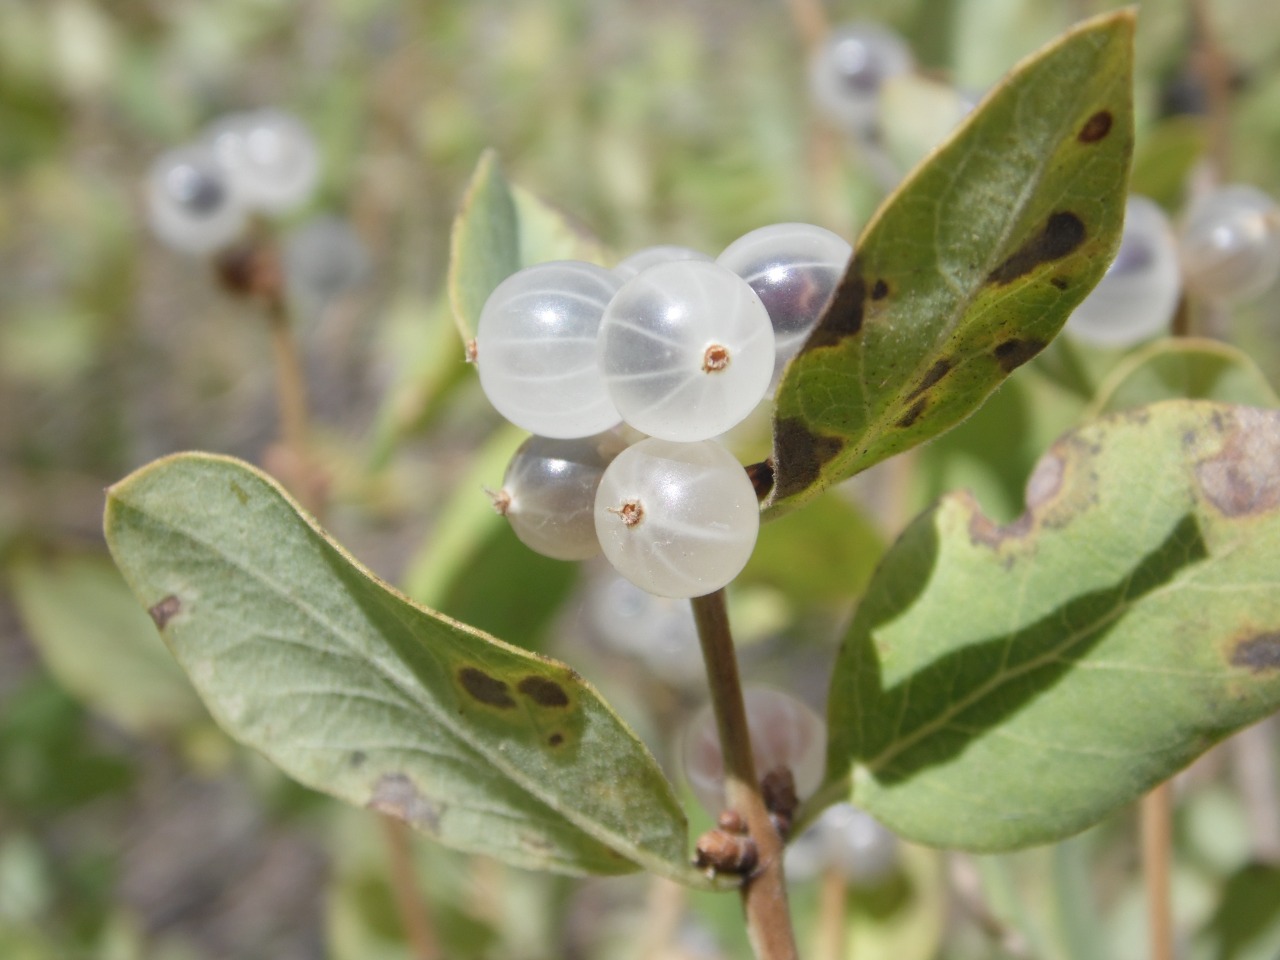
{"left": 768, "top": 11, "right": 1135, "bottom": 515}
{"left": 448, "top": 150, "right": 609, "bottom": 346}
{"left": 7, "top": 553, "right": 204, "bottom": 735}
{"left": 104, "top": 453, "right": 699, "bottom": 882}
{"left": 448, "top": 149, "right": 521, "bottom": 345}
{"left": 1085, "top": 337, "right": 1279, "bottom": 419}
{"left": 822, "top": 401, "right": 1280, "bottom": 851}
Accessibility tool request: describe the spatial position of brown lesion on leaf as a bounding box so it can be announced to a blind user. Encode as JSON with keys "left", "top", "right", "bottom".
{"left": 1195, "top": 408, "right": 1280, "bottom": 517}
{"left": 1050, "top": 276, "right": 1069, "bottom": 290}
{"left": 1078, "top": 110, "right": 1114, "bottom": 143}
{"left": 148, "top": 595, "right": 182, "bottom": 629}
{"left": 967, "top": 451, "right": 1066, "bottom": 548}
{"left": 771, "top": 417, "right": 846, "bottom": 501}
{"left": 458, "top": 666, "right": 517, "bottom": 708}
{"left": 368, "top": 772, "right": 444, "bottom": 832}
{"left": 896, "top": 397, "right": 928, "bottom": 429}
{"left": 517, "top": 675, "right": 571, "bottom": 708}
{"left": 1231, "top": 632, "right": 1280, "bottom": 673}
{"left": 870, "top": 278, "right": 890, "bottom": 300}
{"left": 987, "top": 212, "right": 1087, "bottom": 285}
{"left": 547, "top": 732, "right": 565, "bottom": 747}
{"left": 805, "top": 262, "right": 867, "bottom": 350}
{"left": 993, "top": 338, "right": 1048, "bottom": 372}
{"left": 906, "top": 358, "right": 953, "bottom": 401}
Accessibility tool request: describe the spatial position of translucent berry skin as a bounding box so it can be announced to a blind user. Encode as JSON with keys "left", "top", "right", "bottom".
{"left": 785, "top": 803, "right": 899, "bottom": 887}
{"left": 206, "top": 109, "right": 320, "bottom": 214}
{"left": 598, "top": 261, "right": 774, "bottom": 442}
{"left": 594, "top": 438, "right": 760, "bottom": 599}
{"left": 1178, "top": 184, "right": 1280, "bottom": 304}
{"left": 717, "top": 223, "right": 852, "bottom": 388}
{"left": 584, "top": 569, "right": 703, "bottom": 684}
{"left": 682, "top": 686, "right": 826, "bottom": 817}
{"left": 498, "top": 432, "right": 625, "bottom": 561}
{"left": 145, "top": 144, "right": 247, "bottom": 254}
{"left": 614, "top": 245, "right": 713, "bottom": 280}
{"left": 809, "top": 22, "right": 915, "bottom": 135}
{"left": 1065, "top": 195, "right": 1181, "bottom": 346}
{"left": 476, "top": 261, "right": 624, "bottom": 439}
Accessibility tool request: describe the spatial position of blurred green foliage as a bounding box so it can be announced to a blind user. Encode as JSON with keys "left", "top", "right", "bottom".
{"left": 2, "top": 0, "right": 1280, "bottom": 957}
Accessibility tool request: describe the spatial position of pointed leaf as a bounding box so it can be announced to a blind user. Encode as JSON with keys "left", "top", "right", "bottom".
{"left": 823, "top": 401, "right": 1280, "bottom": 850}
{"left": 448, "top": 150, "right": 609, "bottom": 346}
{"left": 768, "top": 12, "right": 1134, "bottom": 515}
{"left": 104, "top": 453, "right": 701, "bottom": 881}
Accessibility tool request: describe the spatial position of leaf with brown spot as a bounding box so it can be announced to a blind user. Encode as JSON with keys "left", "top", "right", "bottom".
{"left": 104, "top": 453, "right": 702, "bottom": 884}
{"left": 814, "top": 401, "right": 1280, "bottom": 851}
{"left": 769, "top": 12, "right": 1134, "bottom": 517}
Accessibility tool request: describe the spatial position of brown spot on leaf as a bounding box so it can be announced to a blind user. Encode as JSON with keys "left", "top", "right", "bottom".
{"left": 1231, "top": 633, "right": 1280, "bottom": 673}
{"left": 1078, "top": 110, "right": 1113, "bottom": 143}
{"left": 368, "top": 773, "right": 442, "bottom": 831}
{"left": 148, "top": 595, "right": 181, "bottom": 629}
{"left": 350, "top": 750, "right": 367, "bottom": 767}
{"left": 969, "top": 510, "right": 1034, "bottom": 548}
{"left": 988, "top": 212, "right": 1087, "bottom": 285}
{"left": 994, "top": 338, "right": 1048, "bottom": 372}
{"left": 746, "top": 459, "right": 775, "bottom": 501}
{"left": 458, "top": 667, "right": 516, "bottom": 708}
{"left": 805, "top": 266, "right": 867, "bottom": 350}
{"left": 871, "top": 278, "right": 889, "bottom": 300}
{"left": 1025, "top": 452, "right": 1065, "bottom": 510}
{"left": 548, "top": 732, "right": 565, "bottom": 747}
{"left": 518, "top": 675, "right": 570, "bottom": 708}
{"left": 896, "top": 397, "right": 928, "bottom": 428}
{"left": 772, "top": 417, "right": 846, "bottom": 501}
{"left": 1050, "top": 276, "right": 1069, "bottom": 290}
{"left": 907, "top": 358, "right": 953, "bottom": 401}
{"left": 1195, "top": 409, "right": 1280, "bottom": 517}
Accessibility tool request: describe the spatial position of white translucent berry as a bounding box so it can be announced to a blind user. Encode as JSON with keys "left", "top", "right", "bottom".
{"left": 614, "top": 245, "right": 713, "bottom": 280}
{"left": 682, "top": 686, "right": 826, "bottom": 816}
{"left": 145, "top": 144, "right": 247, "bottom": 254}
{"left": 476, "top": 261, "right": 624, "bottom": 439}
{"left": 494, "top": 432, "right": 625, "bottom": 561}
{"left": 584, "top": 569, "right": 703, "bottom": 684}
{"left": 594, "top": 438, "right": 759, "bottom": 599}
{"left": 785, "top": 803, "right": 899, "bottom": 887}
{"left": 598, "top": 261, "right": 774, "bottom": 442}
{"left": 206, "top": 109, "right": 321, "bottom": 214}
{"left": 283, "top": 215, "right": 369, "bottom": 311}
{"left": 717, "top": 223, "right": 851, "bottom": 387}
{"left": 809, "top": 22, "right": 915, "bottom": 136}
{"left": 1178, "top": 184, "right": 1280, "bottom": 304}
{"left": 1065, "top": 195, "right": 1181, "bottom": 347}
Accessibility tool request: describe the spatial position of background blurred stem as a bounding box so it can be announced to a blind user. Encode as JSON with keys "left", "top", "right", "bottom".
{"left": 1141, "top": 783, "right": 1174, "bottom": 960}
{"left": 690, "top": 589, "right": 799, "bottom": 960}
{"left": 381, "top": 816, "right": 440, "bottom": 960}
{"left": 815, "top": 866, "right": 848, "bottom": 960}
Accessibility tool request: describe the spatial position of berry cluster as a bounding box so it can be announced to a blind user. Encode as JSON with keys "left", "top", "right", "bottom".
{"left": 478, "top": 224, "right": 851, "bottom": 599}
{"left": 146, "top": 109, "right": 320, "bottom": 255}
{"left": 1066, "top": 186, "right": 1280, "bottom": 346}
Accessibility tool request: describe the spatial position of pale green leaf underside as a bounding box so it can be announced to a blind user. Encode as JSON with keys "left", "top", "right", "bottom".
{"left": 768, "top": 11, "right": 1135, "bottom": 515}
{"left": 823, "top": 401, "right": 1280, "bottom": 850}
{"left": 104, "top": 453, "right": 698, "bottom": 882}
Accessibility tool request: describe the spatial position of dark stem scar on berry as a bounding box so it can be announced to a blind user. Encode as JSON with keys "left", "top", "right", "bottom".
{"left": 609, "top": 499, "right": 644, "bottom": 527}
{"left": 485, "top": 486, "right": 511, "bottom": 516}
{"left": 702, "top": 343, "right": 731, "bottom": 373}
{"left": 457, "top": 666, "right": 516, "bottom": 708}
{"left": 465, "top": 339, "right": 478, "bottom": 363}
{"left": 148, "top": 595, "right": 182, "bottom": 629}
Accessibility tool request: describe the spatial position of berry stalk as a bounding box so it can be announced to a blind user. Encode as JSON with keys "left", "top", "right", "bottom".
{"left": 690, "top": 589, "right": 799, "bottom": 960}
